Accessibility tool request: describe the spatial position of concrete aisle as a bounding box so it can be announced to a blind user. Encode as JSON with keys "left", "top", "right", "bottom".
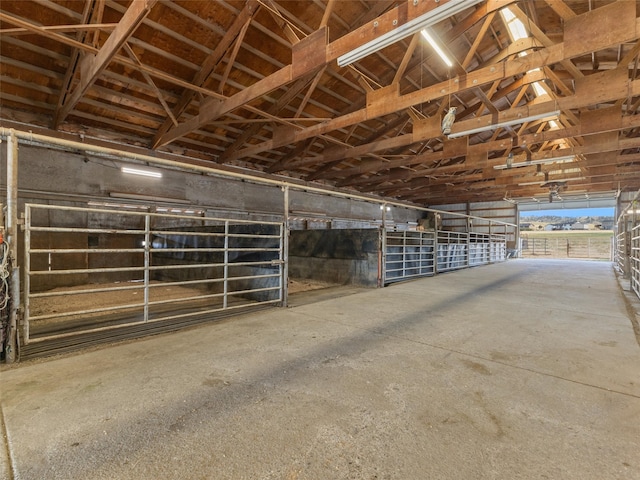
{"left": 1, "top": 259, "right": 639, "bottom": 480}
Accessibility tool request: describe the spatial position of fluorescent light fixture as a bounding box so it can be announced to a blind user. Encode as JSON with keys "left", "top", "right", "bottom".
{"left": 518, "top": 176, "right": 585, "bottom": 186}
{"left": 121, "top": 166, "right": 162, "bottom": 178}
{"left": 448, "top": 109, "right": 560, "bottom": 138}
{"left": 494, "top": 154, "right": 575, "bottom": 170}
{"left": 337, "top": 0, "right": 482, "bottom": 67}
{"left": 421, "top": 29, "right": 452, "bottom": 67}
{"left": 110, "top": 192, "right": 190, "bottom": 204}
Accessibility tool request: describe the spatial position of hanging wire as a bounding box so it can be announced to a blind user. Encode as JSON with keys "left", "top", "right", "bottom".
{"left": 0, "top": 242, "right": 10, "bottom": 310}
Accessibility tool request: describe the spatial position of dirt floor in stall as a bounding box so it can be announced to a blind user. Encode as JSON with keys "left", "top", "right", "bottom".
{"left": 29, "top": 278, "right": 339, "bottom": 321}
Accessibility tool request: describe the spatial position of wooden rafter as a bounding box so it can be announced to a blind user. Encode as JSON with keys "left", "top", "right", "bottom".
{"left": 0, "top": 22, "right": 113, "bottom": 36}
{"left": 153, "top": 0, "right": 490, "bottom": 149}
{"left": 227, "top": 14, "right": 640, "bottom": 166}
{"left": 295, "top": 66, "right": 327, "bottom": 117}
{"left": 55, "top": 0, "right": 157, "bottom": 126}
{"left": 221, "top": 69, "right": 325, "bottom": 164}
{"left": 393, "top": 33, "right": 420, "bottom": 84}
{"left": 218, "top": 18, "right": 252, "bottom": 95}
{"left": 542, "top": 0, "right": 576, "bottom": 21}
{"left": 320, "top": 0, "right": 336, "bottom": 28}
{"left": 263, "top": 0, "right": 301, "bottom": 44}
{"left": 123, "top": 43, "right": 178, "bottom": 127}
{"left": 52, "top": 0, "right": 98, "bottom": 129}
{"left": 324, "top": 111, "right": 640, "bottom": 184}
{"left": 509, "top": 5, "right": 583, "bottom": 80}
{"left": 462, "top": 11, "right": 496, "bottom": 70}
{"left": 151, "top": 0, "right": 261, "bottom": 148}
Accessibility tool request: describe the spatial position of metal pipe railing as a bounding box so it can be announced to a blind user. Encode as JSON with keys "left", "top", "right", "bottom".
{"left": 23, "top": 203, "right": 284, "bottom": 344}
{"left": 383, "top": 229, "right": 506, "bottom": 285}
{"left": 0, "top": 128, "right": 517, "bottom": 229}
{"left": 631, "top": 223, "right": 640, "bottom": 299}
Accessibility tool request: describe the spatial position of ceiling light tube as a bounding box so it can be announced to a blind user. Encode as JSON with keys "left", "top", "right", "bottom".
{"left": 517, "top": 176, "right": 585, "bottom": 186}
{"left": 448, "top": 110, "right": 560, "bottom": 139}
{"left": 121, "top": 166, "right": 162, "bottom": 178}
{"left": 494, "top": 154, "right": 575, "bottom": 170}
{"left": 421, "top": 29, "right": 452, "bottom": 67}
{"left": 337, "top": 0, "right": 482, "bottom": 67}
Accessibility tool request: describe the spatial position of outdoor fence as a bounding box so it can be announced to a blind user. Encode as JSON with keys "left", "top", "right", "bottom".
{"left": 520, "top": 233, "right": 613, "bottom": 260}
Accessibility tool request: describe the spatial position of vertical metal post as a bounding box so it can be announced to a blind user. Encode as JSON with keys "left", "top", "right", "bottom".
{"left": 5, "top": 131, "right": 20, "bottom": 362}
{"left": 378, "top": 227, "right": 386, "bottom": 287}
{"left": 514, "top": 203, "right": 520, "bottom": 259}
{"left": 625, "top": 209, "right": 632, "bottom": 279}
{"left": 282, "top": 186, "right": 289, "bottom": 307}
{"left": 503, "top": 224, "right": 507, "bottom": 261}
{"left": 143, "top": 214, "right": 150, "bottom": 322}
{"left": 632, "top": 203, "right": 638, "bottom": 284}
{"left": 488, "top": 221, "right": 493, "bottom": 263}
{"left": 434, "top": 227, "right": 439, "bottom": 276}
{"left": 380, "top": 204, "right": 388, "bottom": 287}
{"left": 465, "top": 218, "right": 471, "bottom": 268}
{"left": 23, "top": 206, "right": 31, "bottom": 345}
{"left": 223, "top": 220, "right": 229, "bottom": 309}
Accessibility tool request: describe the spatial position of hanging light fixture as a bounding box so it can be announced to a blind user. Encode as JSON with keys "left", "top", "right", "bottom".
{"left": 448, "top": 110, "right": 560, "bottom": 138}
{"left": 421, "top": 29, "right": 453, "bottom": 67}
{"left": 493, "top": 154, "right": 575, "bottom": 170}
{"left": 337, "top": 0, "right": 482, "bottom": 67}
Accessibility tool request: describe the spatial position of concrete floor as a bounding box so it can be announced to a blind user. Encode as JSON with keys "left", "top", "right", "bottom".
{"left": 1, "top": 259, "right": 639, "bottom": 480}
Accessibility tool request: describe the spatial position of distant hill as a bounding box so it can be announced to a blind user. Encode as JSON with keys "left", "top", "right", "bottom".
{"left": 520, "top": 215, "right": 614, "bottom": 224}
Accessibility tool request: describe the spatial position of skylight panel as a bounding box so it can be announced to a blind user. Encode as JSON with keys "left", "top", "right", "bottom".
{"left": 501, "top": 8, "right": 529, "bottom": 41}
{"left": 532, "top": 82, "right": 547, "bottom": 97}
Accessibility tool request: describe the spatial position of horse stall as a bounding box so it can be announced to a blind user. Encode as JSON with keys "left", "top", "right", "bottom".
{"left": 288, "top": 222, "right": 508, "bottom": 290}
{"left": 288, "top": 228, "right": 380, "bottom": 288}
{"left": 22, "top": 202, "right": 284, "bottom": 356}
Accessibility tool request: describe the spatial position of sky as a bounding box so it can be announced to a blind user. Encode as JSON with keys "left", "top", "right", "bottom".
{"left": 521, "top": 207, "right": 614, "bottom": 218}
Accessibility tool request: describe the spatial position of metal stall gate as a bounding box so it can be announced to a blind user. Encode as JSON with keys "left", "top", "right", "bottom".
{"left": 22, "top": 204, "right": 284, "bottom": 354}
{"left": 469, "top": 232, "right": 506, "bottom": 266}
{"left": 383, "top": 229, "right": 507, "bottom": 285}
{"left": 615, "top": 229, "right": 628, "bottom": 274}
{"left": 384, "top": 230, "right": 436, "bottom": 284}
{"left": 632, "top": 223, "right": 640, "bottom": 299}
{"left": 437, "top": 231, "right": 469, "bottom": 272}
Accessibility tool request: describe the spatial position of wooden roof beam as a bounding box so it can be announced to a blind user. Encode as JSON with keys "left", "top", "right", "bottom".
{"left": 122, "top": 43, "right": 178, "bottom": 127}
{"left": 154, "top": 0, "right": 506, "bottom": 148}
{"left": 320, "top": 0, "right": 336, "bottom": 28}
{"left": 311, "top": 79, "right": 640, "bottom": 181}
{"left": 462, "top": 11, "right": 496, "bottom": 70}
{"left": 222, "top": 69, "right": 324, "bottom": 164}
{"left": 226, "top": 5, "right": 640, "bottom": 163}
{"left": 333, "top": 112, "right": 640, "bottom": 184}
{"left": 543, "top": 0, "right": 576, "bottom": 21}
{"left": 151, "top": 0, "right": 261, "bottom": 149}
{"left": 218, "top": 18, "right": 252, "bottom": 96}
{"left": 55, "top": 0, "right": 157, "bottom": 126}
{"left": 52, "top": 0, "right": 100, "bottom": 129}
{"left": 262, "top": 0, "right": 300, "bottom": 44}
{"left": 0, "top": 22, "right": 114, "bottom": 36}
